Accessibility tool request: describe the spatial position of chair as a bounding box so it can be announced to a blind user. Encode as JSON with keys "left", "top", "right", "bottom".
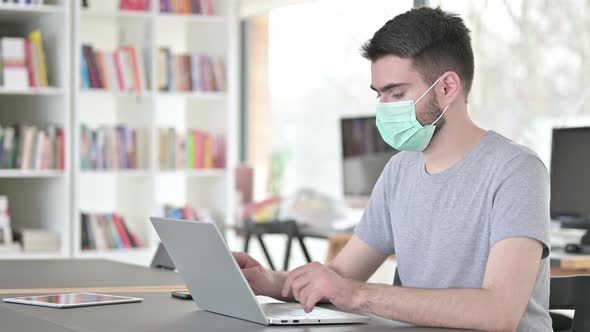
{"left": 242, "top": 218, "right": 314, "bottom": 271}
{"left": 550, "top": 275, "right": 590, "bottom": 331}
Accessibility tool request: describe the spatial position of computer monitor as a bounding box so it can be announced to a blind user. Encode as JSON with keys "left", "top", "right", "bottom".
{"left": 340, "top": 116, "right": 398, "bottom": 196}
{"left": 550, "top": 127, "right": 590, "bottom": 219}
{"left": 550, "top": 127, "right": 590, "bottom": 244}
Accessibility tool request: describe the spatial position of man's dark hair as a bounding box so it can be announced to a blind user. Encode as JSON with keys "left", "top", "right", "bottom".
{"left": 362, "top": 7, "right": 474, "bottom": 97}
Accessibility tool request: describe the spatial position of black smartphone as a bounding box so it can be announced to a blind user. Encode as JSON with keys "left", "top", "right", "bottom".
{"left": 171, "top": 290, "right": 192, "bottom": 300}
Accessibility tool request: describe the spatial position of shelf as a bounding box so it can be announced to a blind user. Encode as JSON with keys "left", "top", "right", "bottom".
{"left": 0, "top": 251, "right": 63, "bottom": 260}
{"left": 157, "top": 169, "right": 226, "bottom": 177}
{"left": 0, "top": 170, "right": 64, "bottom": 179}
{"left": 80, "top": 89, "right": 154, "bottom": 99}
{"left": 0, "top": 87, "right": 64, "bottom": 96}
{"left": 157, "top": 91, "right": 226, "bottom": 101}
{"left": 81, "top": 9, "right": 153, "bottom": 21}
{"left": 0, "top": 4, "right": 64, "bottom": 22}
{"left": 80, "top": 170, "right": 153, "bottom": 177}
{"left": 157, "top": 12, "right": 225, "bottom": 24}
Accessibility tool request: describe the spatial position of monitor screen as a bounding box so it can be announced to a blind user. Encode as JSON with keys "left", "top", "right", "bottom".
{"left": 341, "top": 116, "right": 398, "bottom": 196}
{"left": 550, "top": 127, "right": 590, "bottom": 218}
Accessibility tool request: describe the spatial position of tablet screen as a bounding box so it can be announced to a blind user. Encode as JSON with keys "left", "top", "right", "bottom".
{"left": 3, "top": 293, "right": 142, "bottom": 307}
{"left": 19, "top": 293, "right": 131, "bottom": 305}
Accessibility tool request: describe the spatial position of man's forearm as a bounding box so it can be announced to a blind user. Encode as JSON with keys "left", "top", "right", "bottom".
{"left": 356, "top": 283, "right": 521, "bottom": 332}
{"left": 267, "top": 271, "right": 290, "bottom": 300}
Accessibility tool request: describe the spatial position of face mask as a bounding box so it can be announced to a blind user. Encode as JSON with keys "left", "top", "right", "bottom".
{"left": 375, "top": 76, "right": 449, "bottom": 152}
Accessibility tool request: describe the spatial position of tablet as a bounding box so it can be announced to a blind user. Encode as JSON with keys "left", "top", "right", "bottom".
{"left": 2, "top": 293, "right": 143, "bottom": 308}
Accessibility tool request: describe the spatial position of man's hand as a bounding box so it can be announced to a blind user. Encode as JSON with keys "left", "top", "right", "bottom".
{"left": 232, "top": 251, "right": 284, "bottom": 298}
{"left": 281, "top": 261, "right": 362, "bottom": 313}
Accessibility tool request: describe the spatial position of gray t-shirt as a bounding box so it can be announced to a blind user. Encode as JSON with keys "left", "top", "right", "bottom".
{"left": 355, "top": 131, "right": 551, "bottom": 332}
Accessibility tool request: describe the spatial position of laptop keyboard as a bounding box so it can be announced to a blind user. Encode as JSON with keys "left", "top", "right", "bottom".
{"left": 262, "top": 303, "right": 341, "bottom": 319}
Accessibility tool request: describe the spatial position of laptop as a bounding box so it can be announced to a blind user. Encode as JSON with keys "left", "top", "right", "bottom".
{"left": 150, "top": 217, "right": 369, "bottom": 325}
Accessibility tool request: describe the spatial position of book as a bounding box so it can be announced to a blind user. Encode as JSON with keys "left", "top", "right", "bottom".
{"left": 16, "top": 228, "right": 60, "bottom": 252}
{"left": 160, "top": 0, "right": 210, "bottom": 14}
{"left": 0, "top": 196, "right": 12, "bottom": 245}
{"left": 24, "top": 40, "right": 35, "bottom": 87}
{"left": 158, "top": 127, "right": 225, "bottom": 170}
{"left": 1, "top": 37, "right": 29, "bottom": 89}
{"left": 112, "top": 213, "right": 132, "bottom": 249}
{"left": 80, "top": 213, "right": 91, "bottom": 250}
{"left": 95, "top": 51, "right": 109, "bottom": 90}
{"left": 163, "top": 204, "right": 215, "bottom": 223}
{"left": 201, "top": 0, "right": 213, "bottom": 15}
{"left": 0, "top": 124, "right": 63, "bottom": 170}
{"left": 81, "top": 45, "right": 147, "bottom": 92}
{"left": 80, "top": 124, "right": 139, "bottom": 170}
{"left": 80, "top": 49, "right": 91, "bottom": 88}
{"left": 119, "top": 0, "right": 149, "bottom": 11}
{"left": 27, "top": 29, "right": 48, "bottom": 87}
{"left": 157, "top": 48, "right": 225, "bottom": 92}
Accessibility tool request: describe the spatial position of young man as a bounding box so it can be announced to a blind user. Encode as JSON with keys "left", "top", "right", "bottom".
{"left": 233, "top": 7, "right": 551, "bottom": 332}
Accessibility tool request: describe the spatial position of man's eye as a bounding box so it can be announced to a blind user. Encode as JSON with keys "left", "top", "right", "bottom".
{"left": 392, "top": 92, "right": 404, "bottom": 99}
{"left": 375, "top": 94, "right": 381, "bottom": 100}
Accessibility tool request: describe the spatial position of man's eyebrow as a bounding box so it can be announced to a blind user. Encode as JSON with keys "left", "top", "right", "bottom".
{"left": 369, "top": 82, "right": 410, "bottom": 92}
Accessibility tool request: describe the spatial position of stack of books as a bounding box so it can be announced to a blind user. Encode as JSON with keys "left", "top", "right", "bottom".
{"left": 119, "top": 0, "right": 149, "bottom": 11}
{"left": 158, "top": 127, "right": 226, "bottom": 170}
{"left": 159, "top": 0, "right": 214, "bottom": 15}
{"left": 80, "top": 124, "right": 139, "bottom": 170}
{"left": 80, "top": 212, "right": 143, "bottom": 251}
{"left": 157, "top": 48, "right": 225, "bottom": 93}
{"left": 0, "top": 196, "right": 12, "bottom": 246}
{"left": 0, "top": 30, "right": 49, "bottom": 90}
{"left": 15, "top": 229, "right": 60, "bottom": 252}
{"left": 163, "top": 204, "right": 215, "bottom": 223}
{"left": 0, "top": 0, "right": 46, "bottom": 7}
{"left": 81, "top": 44, "right": 148, "bottom": 92}
{"left": 0, "top": 124, "right": 65, "bottom": 170}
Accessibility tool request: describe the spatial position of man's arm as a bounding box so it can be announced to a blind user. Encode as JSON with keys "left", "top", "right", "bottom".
{"left": 283, "top": 236, "right": 543, "bottom": 332}
{"left": 232, "top": 234, "right": 387, "bottom": 300}
{"left": 327, "top": 234, "right": 389, "bottom": 281}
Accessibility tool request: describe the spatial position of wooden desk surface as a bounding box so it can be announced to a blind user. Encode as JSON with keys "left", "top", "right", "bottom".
{"left": 550, "top": 249, "right": 590, "bottom": 275}
{"left": 0, "top": 259, "right": 185, "bottom": 294}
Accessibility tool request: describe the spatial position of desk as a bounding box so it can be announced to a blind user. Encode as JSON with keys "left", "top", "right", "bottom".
{"left": 0, "top": 292, "right": 471, "bottom": 332}
{"left": 0, "top": 259, "right": 184, "bottom": 294}
{"left": 550, "top": 249, "right": 590, "bottom": 276}
{"left": 0, "top": 259, "right": 470, "bottom": 331}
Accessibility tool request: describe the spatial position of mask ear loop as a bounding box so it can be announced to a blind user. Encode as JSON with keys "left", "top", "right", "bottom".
{"left": 415, "top": 76, "right": 444, "bottom": 104}
{"left": 432, "top": 105, "right": 450, "bottom": 126}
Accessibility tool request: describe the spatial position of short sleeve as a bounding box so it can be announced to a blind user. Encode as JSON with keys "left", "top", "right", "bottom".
{"left": 354, "top": 159, "right": 396, "bottom": 255}
{"left": 490, "top": 154, "right": 551, "bottom": 259}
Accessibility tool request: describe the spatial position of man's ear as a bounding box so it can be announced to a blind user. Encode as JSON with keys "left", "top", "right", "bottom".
{"left": 438, "top": 71, "right": 462, "bottom": 104}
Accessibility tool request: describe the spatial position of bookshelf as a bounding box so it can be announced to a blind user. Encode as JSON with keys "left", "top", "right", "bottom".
{"left": 0, "top": 0, "right": 236, "bottom": 264}
{"left": 71, "top": 0, "right": 237, "bottom": 265}
{"left": 0, "top": 0, "right": 71, "bottom": 259}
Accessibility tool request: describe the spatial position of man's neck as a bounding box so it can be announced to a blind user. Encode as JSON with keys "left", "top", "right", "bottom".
{"left": 422, "top": 110, "right": 486, "bottom": 174}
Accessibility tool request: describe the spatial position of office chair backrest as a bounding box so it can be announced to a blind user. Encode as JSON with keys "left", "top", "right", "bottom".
{"left": 550, "top": 275, "right": 590, "bottom": 332}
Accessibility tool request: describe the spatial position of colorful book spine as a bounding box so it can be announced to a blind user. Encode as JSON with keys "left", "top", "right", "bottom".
{"left": 80, "top": 212, "right": 142, "bottom": 251}
{"left": 80, "top": 124, "right": 138, "bottom": 170}
{"left": 28, "top": 29, "right": 48, "bottom": 87}
{"left": 159, "top": 0, "right": 211, "bottom": 14}
{"left": 81, "top": 45, "right": 147, "bottom": 92}
{"left": 0, "top": 124, "right": 63, "bottom": 170}
{"left": 156, "top": 48, "right": 225, "bottom": 92}
{"left": 158, "top": 127, "right": 225, "bottom": 170}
